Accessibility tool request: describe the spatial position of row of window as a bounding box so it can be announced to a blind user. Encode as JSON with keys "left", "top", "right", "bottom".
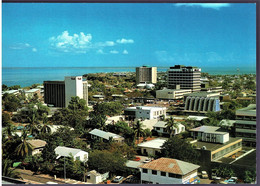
{"left": 212, "top": 142, "right": 242, "bottom": 160}
{"left": 142, "top": 169, "right": 182, "bottom": 178}
{"left": 235, "top": 124, "right": 256, "bottom": 130}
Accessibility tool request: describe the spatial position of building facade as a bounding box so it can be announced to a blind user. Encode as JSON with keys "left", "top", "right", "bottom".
{"left": 156, "top": 88, "right": 192, "bottom": 100}
{"left": 44, "top": 81, "right": 65, "bottom": 107}
{"left": 234, "top": 104, "right": 256, "bottom": 146}
{"left": 139, "top": 158, "right": 200, "bottom": 184}
{"left": 153, "top": 121, "right": 185, "bottom": 136}
{"left": 167, "top": 65, "right": 201, "bottom": 92}
{"left": 124, "top": 106, "right": 167, "bottom": 121}
{"left": 44, "top": 76, "right": 88, "bottom": 108}
{"left": 136, "top": 66, "right": 157, "bottom": 84}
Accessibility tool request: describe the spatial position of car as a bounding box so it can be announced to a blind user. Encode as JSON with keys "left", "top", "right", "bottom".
{"left": 201, "top": 171, "right": 208, "bottom": 179}
{"left": 143, "top": 158, "right": 152, "bottom": 163}
{"left": 133, "top": 157, "right": 141, "bottom": 161}
{"left": 113, "top": 176, "right": 124, "bottom": 183}
{"left": 224, "top": 178, "right": 237, "bottom": 184}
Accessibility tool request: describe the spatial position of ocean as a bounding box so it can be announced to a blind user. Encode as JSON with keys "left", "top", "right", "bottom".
{"left": 2, "top": 66, "right": 256, "bottom": 87}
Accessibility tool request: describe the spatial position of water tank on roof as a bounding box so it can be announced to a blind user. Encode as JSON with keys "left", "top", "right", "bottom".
{"left": 201, "top": 146, "right": 207, "bottom": 150}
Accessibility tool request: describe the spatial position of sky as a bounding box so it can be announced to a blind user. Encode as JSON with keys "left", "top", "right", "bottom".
{"left": 2, "top": 3, "right": 256, "bottom": 68}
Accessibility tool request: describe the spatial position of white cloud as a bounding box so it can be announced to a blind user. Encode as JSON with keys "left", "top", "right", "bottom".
{"left": 123, "top": 50, "right": 128, "bottom": 54}
{"left": 97, "top": 49, "right": 105, "bottom": 54}
{"left": 10, "top": 43, "right": 31, "bottom": 50}
{"left": 116, "top": 38, "right": 134, "bottom": 44}
{"left": 49, "top": 31, "right": 93, "bottom": 53}
{"left": 174, "top": 3, "right": 231, "bottom": 10}
{"left": 32, "top": 48, "right": 37, "bottom": 52}
{"left": 110, "top": 50, "right": 119, "bottom": 54}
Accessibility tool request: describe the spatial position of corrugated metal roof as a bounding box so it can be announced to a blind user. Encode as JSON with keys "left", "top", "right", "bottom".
{"left": 27, "top": 139, "right": 47, "bottom": 149}
{"left": 55, "top": 146, "right": 86, "bottom": 157}
{"left": 138, "top": 138, "right": 166, "bottom": 149}
{"left": 89, "top": 129, "right": 123, "bottom": 140}
{"left": 139, "top": 158, "right": 199, "bottom": 175}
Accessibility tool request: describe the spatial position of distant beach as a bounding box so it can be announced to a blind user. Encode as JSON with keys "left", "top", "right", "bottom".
{"left": 2, "top": 66, "right": 256, "bottom": 87}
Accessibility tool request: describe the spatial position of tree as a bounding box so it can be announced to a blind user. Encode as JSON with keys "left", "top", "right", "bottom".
{"left": 88, "top": 150, "right": 127, "bottom": 175}
{"left": 133, "top": 120, "right": 144, "bottom": 142}
{"left": 27, "top": 113, "right": 40, "bottom": 136}
{"left": 2, "top": 112, "right": 11, "bottom": 127}
{"left": 40, "top": 113, "right": 51, "bottom": 135}
{"left": 215, "top": 165, "right": 235, "bottom": 178}
{"left": 15, "top": 130, "right": 33, "bottom": 159}
{"left": 2, "top": 159, "right": 21, "bottom": 179}
{"left": 243, "top": 170, "right": 256, "bottom": 183}
{"left": 165, "top": 117, "right": 178, "bottom": 137}
{"left": 160, "top": 136, "right": 200, "bottom": 164}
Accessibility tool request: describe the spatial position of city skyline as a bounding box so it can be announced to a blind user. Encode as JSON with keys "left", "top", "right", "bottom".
{"left": 2, "top": 3, "right": 256, "bottom": 68}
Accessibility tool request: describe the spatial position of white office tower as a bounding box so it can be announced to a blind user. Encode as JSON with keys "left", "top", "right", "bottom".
{"left": 65, "top": 76, "right": 84, "bottom": 107}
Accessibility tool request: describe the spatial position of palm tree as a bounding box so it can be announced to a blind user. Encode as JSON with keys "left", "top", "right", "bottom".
{"left": 3, "top": 123, "right": 16, "bottom": 140}
{"left": 2, "top": 159, "right": 21, "bottom": 179}
{"left": 133, "top": 120, "right": 144, "bottom": 143}
{"left": 15, "top": 130, "right": 33, "bottom": 159}
{"left": 165, "top": 117, "right": 178, "bottom": 138}
{"left": 27, "top": 113, "right": 39, "bottom": 136}
{"left": 40, "top": 114, "right": 51, "bottom": 135}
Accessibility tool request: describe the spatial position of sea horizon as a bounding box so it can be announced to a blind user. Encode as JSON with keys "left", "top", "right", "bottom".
{"left": 2, "top": 66, "right": 256, "bottom": 88}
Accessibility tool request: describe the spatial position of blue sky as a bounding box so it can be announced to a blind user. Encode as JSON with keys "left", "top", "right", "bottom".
{"left": 2, "top": 3, "right": 256, "bottom": 68}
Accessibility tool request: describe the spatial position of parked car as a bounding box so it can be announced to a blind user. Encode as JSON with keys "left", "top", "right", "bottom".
{"left": 123, "top": 175, "right": 139, "bottom": 184}
{"left": 224, "top": 177, "right": 237, "bottom": 184}
{"left": 133, "top": 157, "right": 141, "bottom": 161}
{"left": 201, "top": 171, "right": 208, "bottom": 179}
{"left": 113, "top": 176, "right": 124, "bottom": 183}
{"left": 143, "top": 158, "right": 151, "bottom": 163}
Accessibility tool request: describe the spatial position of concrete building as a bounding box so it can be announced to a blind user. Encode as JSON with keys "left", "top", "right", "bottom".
{"left": 184, "top": 92, "right": 220, "bottom": 113}
{"left": 86, "top": 170, "right": 109, "bottom": 184}
{"left": 137, "top": 138, "right": 166, "bottom": 156}
{"left": 55, "top": 146, "right": 88, "bottom": 162}
{"left": 89, "top": 129, "right": 125, "bottom": 143}
{"left": 44, "top": 76, "right": 88, "bottom": 108}
{"left": 167, "top": 65, "right": 201, "bottom": 92}
{"left": 124, "top": 106, "right": 167, "bottom": 121}
{"left": 136, "top": 66, "right": 157, "bottom": 84}
{"left": 234, "top": 104, "right": 256, "bottom": 146}
{"left": 153, "top": 121, "right": 185, "bottom": 136}
{"left": 156, "top": 88, "right": 192, "bottom": 100}
{"left": 190, "top": 126, "right": 229, "bottom": 144}
{"left": 139, "top": 158, "right": 200, "bottom": 184}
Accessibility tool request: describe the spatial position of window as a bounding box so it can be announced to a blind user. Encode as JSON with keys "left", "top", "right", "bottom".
{"left": 169, "top": 173, "right": 176, "bottom": 178}
{"left": 152, "top": 170, "right": 157, "bottom": 175}
{"left": 143, "top": 169, "right": 148, "bottom": 173}
{"left": 161, "top": 172, "right": 166, "bottom": 176}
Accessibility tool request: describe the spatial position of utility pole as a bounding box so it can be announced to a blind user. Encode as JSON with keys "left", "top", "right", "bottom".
{"left": 64, "top": 157, "right": 66, "bottom": 181}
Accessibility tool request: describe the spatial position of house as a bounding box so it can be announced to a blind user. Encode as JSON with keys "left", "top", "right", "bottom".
{"left": 86, "top": 170, "right": 109, "bottom": 184}
{"left": 139, "top": 157, "right": 200, "bottom": 184}
{"left": 55, "top": 146, "right": 88, "bottom": 162}
{"left": 124, "top": 106, "right": 167, "bottom": 121}
{"left": 89, "top": 129, "right": 124, "bottom": 143}
{"left": 153, "top": 121, "right": 185, "bottom": 135}
{"left": 25, "top": 88, "right": 41, "bottom": 99}
{"left": 27, "top": 139, "right": 47, "bottom": 156}
{"left": 137, "top": 138, "right": 166, "bottom": 156}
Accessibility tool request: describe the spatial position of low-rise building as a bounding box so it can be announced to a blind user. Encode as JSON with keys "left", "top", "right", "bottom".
{"left": 27, "top": 139, "right": 47, "bottom": 156}
{"left": 124, "top": 106, "right": 167, "bottom": 121}
{"left": 55, "top": 146, "right": 88, "bottom": 162}
{"left": 139, "top": 158, "right": 200, "bottom": 184}
{"left": 89, "top": 129, "right": 124, "bottom": 143}
{"left": 190, "top": 126, "right": 229, "bottom": 144}
{"left": 137, "top": 138, "right": 166, "bottom": 156}
{"left": 156, "top": 88, "right": 192, "bottom": 100}
{"left": 25, "top": 88, "right": 41, "bottom": 99}
{"left": 86, "top": 170, "right": 109, "bottom": 184}
{"left": 153, "top": 121, "right": 185, "bottom": 135}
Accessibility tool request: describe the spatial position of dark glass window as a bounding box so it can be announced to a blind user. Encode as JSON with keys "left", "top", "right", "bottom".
{"left": 161, "top": 172, "right": 166, "bottom": 176}
{"left": 143, "top": 169, "right": 148, "bottom": 173}
{"left": 152, "top": 170, "right": 157, "bottom": 175}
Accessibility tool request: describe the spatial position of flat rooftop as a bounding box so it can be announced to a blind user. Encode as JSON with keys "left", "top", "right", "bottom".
{"left": 184, "top": 91, "right": 220, "bottom": 97}
{"left": 194, "top": 137, "right": 242, "bottom": 152}
{"left": 138, "top": 138, "right": 166, "bottom": 149}
{"left": 236, "top": 104, "right": 256, "bottom": 116}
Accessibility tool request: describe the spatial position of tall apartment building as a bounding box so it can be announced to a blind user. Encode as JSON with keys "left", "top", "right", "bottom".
{"left": 167, "top": 65, "right": 201, "bottom": 92}
{"left": 44, "top": 76, "right": 88, "bottom": 107}
{"left": 234, "top": 104, "right": 256, "bottom": 147}
{"left": 136, "top": 66, "right": 157, "bottom": 84}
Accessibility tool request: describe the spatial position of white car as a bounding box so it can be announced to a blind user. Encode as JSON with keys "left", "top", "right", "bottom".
{"left": 143, "top": 158, "right": 152, "bottom": 163}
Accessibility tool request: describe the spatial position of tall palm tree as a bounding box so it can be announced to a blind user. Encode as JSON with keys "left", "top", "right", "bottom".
{"left": 133, "top": 120, "right": 144, "bottom": 143}
{"left": 165, "top": 117, "right": 178, "bottom": 138}
{"left": 40, "top": 113, "right": 51, "bottom": 135}
{"left": 27, "top": 113, "right": 39, "bottom": 136}
{"left": 15, "top": 130, "right": 33, "bottom": 159}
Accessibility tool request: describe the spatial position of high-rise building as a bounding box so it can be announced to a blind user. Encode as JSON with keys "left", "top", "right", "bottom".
{"left": 44, "top": 76, "right": 88, "bottom": 108}
{"left": 167, "top": 65, "right": 201, "bottom": 92}
{"left": 136, "top": 66, "right": 157, "bottom": 84}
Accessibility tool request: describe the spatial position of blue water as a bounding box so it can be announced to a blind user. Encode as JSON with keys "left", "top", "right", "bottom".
{"left": 2, "top": 66, "right": 256, "bottom": 87}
